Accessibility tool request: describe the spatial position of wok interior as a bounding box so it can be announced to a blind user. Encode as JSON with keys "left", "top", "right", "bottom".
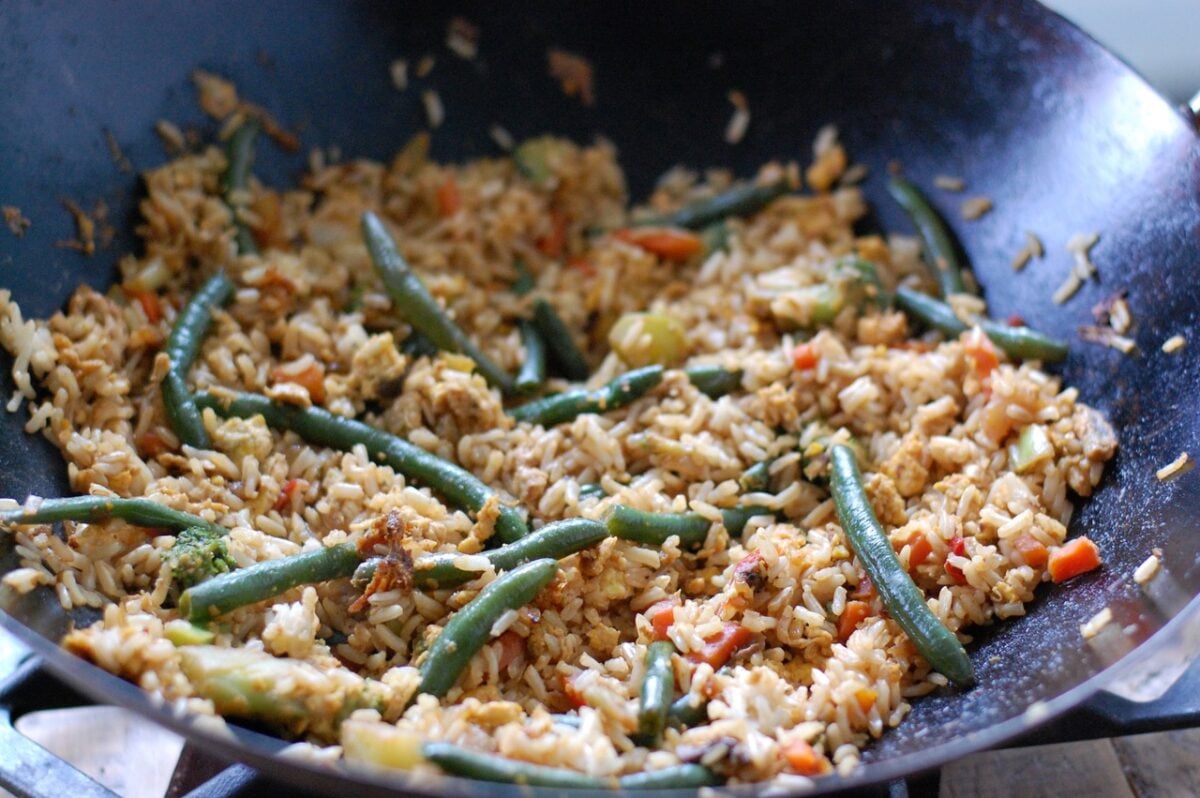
{"left": 1, "top": 1, "right": 1199, "bottom": 792}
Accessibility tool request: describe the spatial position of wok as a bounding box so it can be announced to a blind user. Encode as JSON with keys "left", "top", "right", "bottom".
{"left": 1, "top": 1, "right": 1199, "bottom": 795}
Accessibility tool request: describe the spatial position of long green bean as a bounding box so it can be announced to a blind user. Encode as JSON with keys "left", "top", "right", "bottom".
{"left": 532, "top": 298, "right": 590, "bottom": 381}
{"left": 607, "top": 504, "right": 771, "bottom": 549}
{"left": 684, "top": 365, "right": 743, "bottom": 399}
{"left": 894, "top": 286, "right": 1068, "bottom": 362}
{"left": 739, "top": 461, "right": 772, "bottom": 492}
{"left": 886, "top": 175, "right": 964, "bottom": 297}
{"left": 0, "top": 496, "right": 223, "bottom": 536}
{"left": 508, "top": 366, "right": 662, "bottom": 427}
{"left": 636, "top": 641, "right": 674, "bottom": 746}
{"left": 416, "top": 558, "right": 557, "bottom": 698}
{"left": 514, "top": 320, "right": 546, "bottom": 394}
{"left": 194, "top": 391, "right": 529, "bottom": 542}
{"left": 179, "top": 543, "right": 359, "bottom": 623}
{"left": 423, "top": 743, "right": 718, "bottom": 789}
{"left": 353, "top": 518, "right": 606, "bottom": 590}
{"left": 362, "top": 212, "right": 513, "bottom": 391}
{"left": 162, "top": 272, "right": 234, "bottom": 449}
{"left": 829, "top": 444, "right": 975, "bottom": 686}
{"left": 222, "top": 119, "right": 260, "bottom": 256}
{"left": 667, "top": 693, "right": 708, "bottom": 729}
{"left": 640, "top": 178, "right": 792, "bottom": 230}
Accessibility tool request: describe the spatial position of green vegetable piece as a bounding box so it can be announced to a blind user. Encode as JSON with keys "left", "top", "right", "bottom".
{"left": 720, "top": 505, "right": 773, "bottom": 537}
{"left": 514, "top": 320, "right": 547, "bottom": 395}
{"left": 578, "top": 483, "right": 606, "bottom": 501}
{"left": 416, "top": 558, "right": 558, "bottom": 698}
{"left": 667, "top": 693, "right": 708, "bottom": 729}
{"left": 179, "top": 543, "right": 359, "bottom": 623}
{"left": 608, "top": 312, "right": 687, "bottom": 368}
{"left": 641, "top": 178, "right": 792, "bottom": 230}
{"left": 739, "top": 461, "right": 772, "bottom": 492}
{"left": 700, "top": 220, "right": 729, "bottom": 254}
{"left": 1010, "top": 424, "right": 1054, "bottom": 474}
{"left": 829, "top": 444, "right": 975, "bottom": 687}
{"left": 886, "top": 175, "right": 965, "bottom": 297}
{"left": 508, "top": 365, "right": 663, "bottom": 427}
{"left": 222, "top": 119, "right": 260, "bottom": 256}
{"left": 162, "top": 272, "right": 235, "bottom": 449}
{"left": 513, "top": 136, "right": 565, "bottom": 186}
{"left": 362, "top": 212, "right": 513, "bottom": 391}
{"left": 684, "top": 365, "right": 743, "bottom": 399}
{"left": 163, "top": 620, "right": 216, "bottom": 647}
{"left": 532, "top": 299, "right": 590, "bottom": 381}
{"left": 636, "top": 641, "right": 675, "bottom": 747}
{"left": 606, "top": 505, "right": 710, "bottom": 549}
{"left": 894, "top": 286, "right": 1068, "bottom": 362}
{"left": 617, "top": 765, "right": 720, "bottom": 789}
{"left": 165, "top": 526, "right": 235, "bottom": 591}
{"left": 194, "top": 391, "right": 529, "bottom": 542}
{"left": 354, "top": 518, "right": 606, "bottom": 590}
{"left": 179, "top": 646, "right": 312, "bottom": 729}
{"left": 0, "top": 496, "right": 223, "bottom": 536}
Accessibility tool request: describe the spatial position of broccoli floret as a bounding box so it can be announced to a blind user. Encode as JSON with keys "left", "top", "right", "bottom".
{"left": 165, "top": 526, "right": 235, "bottom": 591}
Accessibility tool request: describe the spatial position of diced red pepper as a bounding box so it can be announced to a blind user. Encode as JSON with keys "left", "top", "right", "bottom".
{"left": 437, "top": 176, "right": 461, "bottom": 217}
{"left": 792, "top": 342, "right": 819, "bottom": 371}
{"left": 907, "top": 533, "right": 933, "bottom": 569}
{"left": 850, "top": 573, "right": 875, "bottom": 601}
{"left": 964, "top": 327, "right": 999, "bottom": 379}
{"left": 945, "top": 535, "right": 968, "bottom": 585}
{"left": 838, "top": 600, "right": 872, "bottom": 642}
{"left": 128, "top": 289, "right": 163, "bottom": 324}
{"left": 1048, "top": 536, "right": 1102, "bottom": 583}
{"left": 614, "top": 227, "right": 703, "bottom": 262}
{"left": 561, "top": 674, "right": 587, "bottom": 709}
{"left": 537, "top": 210, "right": 568, "bottom": 258}
{"left": 272, "top": 478, "right": 305, "bottom": 512}
{"left": 567, "top": 255, "right": 595, "bottom": 276}
{"left": 645, "top": 599, "right": 677, "bottom": 641}
{"left": 688, "top": 622, "right": 752, "bottom": 668}
{"left": 1006, "top": 313, "right": 1027, "bottom": 327}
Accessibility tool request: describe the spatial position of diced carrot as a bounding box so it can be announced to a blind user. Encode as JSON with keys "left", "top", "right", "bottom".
{"left": 850, "top": 573, "right": 875, "bottom": 601}
{"left": 782, "top": 739, "right": 829, "bottom": 776}
{"left": 271, "top": 361, "right": 326, "bottom": 405}
{"left": 567, "top": 255, "right": 595, "bottom": 276}
{"left": 1048, "top": 536, "right": 1102, "bottom": 583}
{"left": 135, "top": 429, "right": 169, "bottom": 459}
{"left": 561, "top": 674, "right": 587, "bottom": 709}
{"left": 964, "top": 327, "right": 999, "bottom": 379}
{"left": 494, "top": 630, "right": 525, "bottom": 671}
{"left": 1014, "top": 533, "right": 1050, "bottom": 569}
{"left": 688, "top": 622, "right": 752, "bottom": 668}
{"left": 614, "top": 227, "right": 703, "bottom": 263}
{"left": 273, "top": 478, "right": 305, "bottom": 512}
{"left": 436, "top": 176, "right": 461, "bottom": 217}
{"left": 945, "top": 536, "right": 968, "bottom": 585}
{"left": 907, "top": 533, "right": 933, "bottom": 569}
{"left": 128, "top": 289, "right": 163, "bottom": 324}
{"left": 792, "top": 342, "right": 819, "bottom": 371}
{"left": 855, "top": 687, "right": 878, "bottom": 714}
{"left": 537, "top": 210, "right": 568, "bottom": 258}
{"left": 838, "top": 600, "right": 872, "bottom": 642}
{"left": 645, "top": 599, "right": 677, "bottom": 641}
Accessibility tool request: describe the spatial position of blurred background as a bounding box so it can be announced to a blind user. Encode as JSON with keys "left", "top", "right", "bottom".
{"left": 1046, "top": 0, "right": 1199, "bottom": 104}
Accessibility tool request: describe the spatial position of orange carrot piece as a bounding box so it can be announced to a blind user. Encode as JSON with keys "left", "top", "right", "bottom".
{"left": 782, "top": 739, "right": 829, "bottom": 776}
{"left": 1048, "top": 536, "right": 1102, "bottom": 583}
{"left": 437, "top": 176, "right": 461, "bottom": 217}
{"left": 792, "top": 342, "right": 818, "bottom": 371}
{"left": 838, "top": 600, "right": 872, "bottom": 642}
{"left": 855, "top": 687, "right": 878, "bottom": 714}
{"left": 271, "top": 361, "right": 326, "bottom": 405}
{"left": 538, "top": 210, "right": 568, "bottom": 257}
{"left": 645, "top": 599, "right": 677, "bottom": 641}
{"left": 688, "top": 622, "right": 752, "bottom": 668}
{"left": 273, "top": 478, "right": 305, "bottom": 512}
{"left": 129, "top": 290, "right": 163, "bottom": 324}
{"left": 495, "top": 629, "right": 525, "bottom": 671}
{"left": 907, "top": 533, "right": 933, "bottom": 569}
{"left": 1014, "top": 533, "right": 1050, "bottom": 569}
{"left": 615, "top": 227, "right": 703, "bottom": 262}
{"left": 965, "top": 327, "right": 999, "bottom": 378}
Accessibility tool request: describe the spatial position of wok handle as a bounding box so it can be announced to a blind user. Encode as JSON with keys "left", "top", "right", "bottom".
{"left": 1086, "top": 650, "right": 1200, "bottom": 733}
{"left": 0, "top": 658, "right": 117, "bottom": 798}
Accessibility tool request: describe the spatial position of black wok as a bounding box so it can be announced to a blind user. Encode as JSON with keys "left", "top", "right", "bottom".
{"left": 1, "top": 1, "right": 1199, "bottom": 795}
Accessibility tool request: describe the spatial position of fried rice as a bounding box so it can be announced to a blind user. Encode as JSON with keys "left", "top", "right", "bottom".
{"left": 0, "top": 122, "right": 1116, "bottom": 786}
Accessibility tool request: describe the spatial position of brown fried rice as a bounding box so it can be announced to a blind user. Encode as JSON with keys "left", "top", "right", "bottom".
{"left": 0, "top": 123, "right": 1116, "bottom": 785}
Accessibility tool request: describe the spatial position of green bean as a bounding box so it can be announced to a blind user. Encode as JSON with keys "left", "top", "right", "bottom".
{"left": 886, "top": 175, "right": 964, "bottom": 297}
{"left": 398, "top": 329, "right": 439, "bottom": 360}
{"left": 684, "top": 365, "right": 743, "bottom": 399}
{"left": 162, "top": 272, "right": 234, "bottom": 449}
{"left": 508, "top": 366, "right": 663, "bottom": 427}
{"left": 720, "top": 505, "right": 773, "bottom": 537}
{"left": 362, "top": 212, "right": 513, "bottom": 391}
{"left": 354, "top": 518, "right": 606, "bottom": 590}
{"left": 179, "top": 543, "right": 359, "bottom": 623}
{"left": 511, "top": 261, "right": 537, "bottom": 296}
{"left": 739, "top": 461, "right": 772, "bottom": 492}
{"left": 578, "top": 482, "right": 607, "bottom": 501}
{"left": 423, "top": 743, "right": 719, "bottom": 789}
{"left": 829, "top": 444, "right": 975, "bottom": 687}
{"left": 667, "top": 693, "right": 708, "bottom": 729}
{"left": 514, "top": 320, "right": 546, "bottom": 394}
{"left": 195, "top": 392, "right": 529, "bottom": 542}
{"left": 641, "top": 178, "right": 792, "bottom": 230}
{"left": 636, "top": 641, "right": 675, "bottom": 746}
{"left": 222, "top": 119, "right": 260, "bottom": 256}
{"left": 894, "top": 286, "right": 1068, "bottom": 362}
{"left": 607, "top": 504, "right": 771, "bottom": 548}
{"left": 532, "top": 298, "right": 590, "bottom": 381}
{"left": 700, "top": 220, "right": 729, "bottom": 254}
{"left": 0, "top": 496, "right": 223, "bottom": 536}
{"left": 416, "top": 558, "right": 558, "bottom": 698}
